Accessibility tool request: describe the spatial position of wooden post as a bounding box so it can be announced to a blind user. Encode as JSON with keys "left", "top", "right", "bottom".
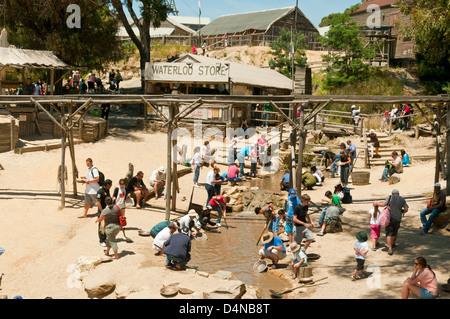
{"left": 50, "top": 68, "right": 55, "bottom": 95}
{"left": 10, "top": 119, "right": 15, "bottom": 151}
{"left": 388, "top": 117, "right": 392, "bottom": 136}
{"left": 296, "top": 104, "right": 306, "bottom": 194}
{"left": 165, "top": 104, "right": 174, "bottom": 221}
{"left": 289, "top": 103, "right": 297, "bottom": 189}
{"left": 68, "top": 104, "right": 78, "bottom": 196}
{"left": 60, "top": 114, "right": 66, "bottom": 209}
{"left": 435, "top": 105, "right": 442, "bottom": 183}
{"left": 362, "top": 123, "right": 369, "bottom": 169}
{"left": 446, "top": 103, "right": 450, "bottom": 195}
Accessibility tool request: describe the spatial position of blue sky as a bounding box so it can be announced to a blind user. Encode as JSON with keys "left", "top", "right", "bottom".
{"left": 170, "top": 0, "right": 360, "bottom": 28}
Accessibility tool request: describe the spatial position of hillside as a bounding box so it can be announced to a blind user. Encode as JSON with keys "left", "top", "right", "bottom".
{"left": 104, "top": 45, "right": 424, "bottom": 96}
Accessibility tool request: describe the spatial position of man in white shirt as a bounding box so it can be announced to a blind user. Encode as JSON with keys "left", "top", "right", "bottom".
{"left": 152, "top": 222, "right": 178, "bottom": 255}
{"left": 79, "top": 158, "right": 100, "bottom": 218}
{"left": 150, "top": 166, "right": 166, "bottom": 199}
{"left": 381, "top": 151, "right": 403, "bottom": 182}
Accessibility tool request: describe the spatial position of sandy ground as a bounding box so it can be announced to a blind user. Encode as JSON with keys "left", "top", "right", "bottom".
{"left": 0, "top": 125, "right": 449, "bottom": 300}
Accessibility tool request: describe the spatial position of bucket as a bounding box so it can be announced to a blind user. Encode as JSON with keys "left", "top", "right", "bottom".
{"left": 351, "top": 171, "right": 370, "bottom": 185}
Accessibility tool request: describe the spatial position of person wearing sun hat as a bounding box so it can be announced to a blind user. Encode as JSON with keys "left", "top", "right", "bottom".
{"left": 352, "top": 231, "right": 369, "bottom": 281}
{"left": 258, "top": 232, "right": 286, "bottom": 269}
{"left": 301, "top": 168, "right": 316, "bottom": 190}
{"left": 420, "top": 183, "right": 446, "bottom": 235}
{"left": 289, "top": 241, "right": 308, "bottom": 279}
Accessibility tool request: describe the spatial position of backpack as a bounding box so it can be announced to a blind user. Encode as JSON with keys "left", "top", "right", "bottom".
{"left": 378, "top": 196, "right": 391, "bottom": 227}
{"left": 342, "top": 187, "right": 352, "bottom": 204}
{"left": 91, "top": 167, "right": 105, "bottom": 186}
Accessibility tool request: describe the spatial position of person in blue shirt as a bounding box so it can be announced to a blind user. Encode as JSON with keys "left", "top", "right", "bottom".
{"left": 236, "top": 145, "right": 250, "bottom": 177}
{"left": 268, "top": 209, "right": 286, "bottom": 236}
{"left": 347, "top": 140, "right": 357, "bottom": 170}
{"left": 258, "top": 232, "right": 286, "bottom": 269}
{"left": 283, "top": 188, "right": 300, "bottom": 244}
{"left": 401, "top": 149, "right": 410, "bottom": 167}
{"left": 280, "top": 170, "right": 290, "bottom": 191}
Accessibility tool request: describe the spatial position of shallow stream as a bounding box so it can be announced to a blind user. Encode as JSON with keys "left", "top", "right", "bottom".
{"left": 190, "top": 171, "right": 290, "bottom": 296}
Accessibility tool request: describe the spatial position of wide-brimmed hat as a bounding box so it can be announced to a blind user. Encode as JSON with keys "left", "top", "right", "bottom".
{"left": 188, "top": 209, "right": 198, "bottom": 218}
{"left": 356, "top": 231, "right": 368, "bottom": 242}
{"left": 302, "top": 168, "right": 307, "bottom": 174}
{"left": 434, "top": 183, "right": 441, "bottom": 188}
{"left": 158, "top": 166, "right": 166, "bottom": 173}
{"left": 289, "top": 242, "right": 300, "bottom": 253}
{"left": 261, "top": 232, "right": 274, "bottom": 244}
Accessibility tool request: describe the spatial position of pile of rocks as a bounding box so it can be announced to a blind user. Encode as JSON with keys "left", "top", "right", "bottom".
{"left": 222, "top": 185, "right": 286, "bottom": 214}
{"left": 75, "top": 256, "right": 261, "bottom": 299}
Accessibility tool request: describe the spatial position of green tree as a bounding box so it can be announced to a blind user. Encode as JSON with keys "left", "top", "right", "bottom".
{"left": 109, "top": 0, "right": 172, "bottom": 89}
{"left": 269, "top": 28, "right": 308, "bottom": 79}
{"left": 4, "top": 0, "right": 125, "bottom": 72}
{"left": 396, "top": 0, "right": 450, "bottom": 94}
{"left": 319, "top": 3, "right": 361, "bottom": 27}
{"left": 319, "top": 12, "right": 379, "bottom": 89}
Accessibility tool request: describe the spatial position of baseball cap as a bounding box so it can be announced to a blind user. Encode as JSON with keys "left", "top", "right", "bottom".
{"left": 434, "top": 183, "right": 441, "bottom": 188}
{"left": 289, "top": 188, "right": 297, "bottom": 198}
{"left": 321, "top": 151, "right": 325, "bottom": 155}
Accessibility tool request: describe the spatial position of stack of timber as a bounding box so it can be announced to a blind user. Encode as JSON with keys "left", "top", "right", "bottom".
{"left": 0, "top": 115, "right": 19, "bottom": 152}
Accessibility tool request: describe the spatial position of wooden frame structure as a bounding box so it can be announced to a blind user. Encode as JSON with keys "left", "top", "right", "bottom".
{"left": 1, "top": 93, "right": 449, "bottom": 215}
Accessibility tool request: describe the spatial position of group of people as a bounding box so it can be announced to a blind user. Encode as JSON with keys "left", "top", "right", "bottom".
{"left": 19, "top": 78, "right": 47, "bottom": 96}
{"left": 79, "top": 158, "right": 168, "bottom": 257}
{"left": 319, "top": 140, "right": 357, "bottom": 188}
{"left": 388, "top": 104, "right": 415, "bottom": 131}
{"left": 65, "top": 69, "right": 122, "bottom": 94}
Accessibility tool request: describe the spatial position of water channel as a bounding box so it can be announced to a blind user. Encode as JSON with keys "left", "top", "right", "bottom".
{"left": 190, "top": 171, "right": 290, "bottom": 296}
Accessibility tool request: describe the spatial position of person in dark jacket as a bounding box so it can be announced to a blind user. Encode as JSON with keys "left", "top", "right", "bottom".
{"left": 163, "top": 232, "right": 191, "bottom": 270}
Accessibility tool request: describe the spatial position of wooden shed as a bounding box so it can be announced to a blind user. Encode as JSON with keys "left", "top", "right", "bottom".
{"left": 0, "top": 115, "right": 19, "bottom": 152}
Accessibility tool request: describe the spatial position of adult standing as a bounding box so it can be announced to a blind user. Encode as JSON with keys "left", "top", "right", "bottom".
{"left": 401, "top": 257, "right": 438, "bottom": 299}
{"left": 284, "top": 188, "right": 300, "bottom": 244}
{"left": 162, "top": 231, "right": 192, "bottom": 270}
{"left": 237, "top": 145, "right": 250, "bottom": 177}
{"left": 420, "top": 183, "right": 446, "bottom": 235}
{"left": 257, "top": 133, "right": 268, "bottom": 165}
{"left": 126, "top": 171, "right": 149, "bottom": 209}
{"left": 227, "top": 145, "right": 237, "bottom": 165}
{"left": 339, "top": 150, "right": 351, "bottom": 188}
{"left": 192, "top": 146, "right": 202, "bottom": 187}
{"left": 96, "top": 179, "right": 113, "bottom": 247}
{"left": 115, "top": 70, "right": 122, "bottom": 92}
{"left": 380, "top": 151, "right": 402, "bottom": 182}
{"left": 205, "top": 167, "right": 221, "bottom": 205}
{"left": 24, "top": 78, "right": 35, "bottom": 95}
{"left": 351, "top": 105, "right": 361, "bottom": 133}
{"left": 79, "top": 158, "right": 100, "bottom": 218}
{"left": 375, "top": 189, "right": 409, "bottom": 255}
{"left": 95, "top": 197, "right": 123, "bottom": 259}
{"left": 347, "top": 140, "right": 357, "bottom": 170}
{"left": 293, "top": 194, "right": 315, "bottom": 251}
{"left": 100, "top": 103, "right": 110, "bottom": 120}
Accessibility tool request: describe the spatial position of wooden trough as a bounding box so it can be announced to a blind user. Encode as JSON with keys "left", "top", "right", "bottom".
{"left": 0, "top": 115, "right": 19, "bottom": 152}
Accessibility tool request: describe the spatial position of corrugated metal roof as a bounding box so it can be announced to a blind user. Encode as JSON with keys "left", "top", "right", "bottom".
{"left": 174, "top": 54, "right": 292, "bottom": 91}
{"left": 0, "top": 46, "right": 70, "bottom": 69}
{"left": 352, "top": 0, "right": 397, "bottom": 14}
{"left": 199, "top": 7, "right": 297, "bottom": 36}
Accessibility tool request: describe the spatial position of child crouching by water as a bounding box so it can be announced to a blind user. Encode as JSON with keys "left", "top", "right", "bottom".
{"left": 352, "top": 231, "right": 369, "bottom": 281}
{"left": 289, "top": 241, "right": 308, "bottom": 279}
